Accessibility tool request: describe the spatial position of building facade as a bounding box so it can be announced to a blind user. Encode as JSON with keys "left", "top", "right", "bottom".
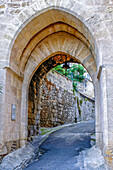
{"left": 0, "top": 0, "right": 113, "bottom": 168}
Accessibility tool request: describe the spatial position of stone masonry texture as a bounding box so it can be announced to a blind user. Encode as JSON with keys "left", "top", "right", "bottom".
{"left": 39, "top": 71, "right": 95, "bottom": 127}
{"left": 28, "top": 69, "right": 94, "bottom": 139}
{"left": 0, "top": 0, "right": 113, "bottom": 168}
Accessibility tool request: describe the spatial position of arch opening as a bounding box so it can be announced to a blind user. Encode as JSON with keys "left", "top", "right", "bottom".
{"left": 28, "top": 53, "right": 95, "bottom": 140}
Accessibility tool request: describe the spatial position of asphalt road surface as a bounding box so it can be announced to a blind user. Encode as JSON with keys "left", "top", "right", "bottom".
{"left": 25, "top": 120, "right": 95, "bottom": 170}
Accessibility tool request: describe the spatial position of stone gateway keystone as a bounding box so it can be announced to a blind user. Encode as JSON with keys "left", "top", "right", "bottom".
{"left": 0, "top": 0, "right": 113, "bottom": 168}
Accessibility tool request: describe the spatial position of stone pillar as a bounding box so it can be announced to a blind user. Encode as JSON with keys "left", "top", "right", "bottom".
{"left": 20, "top": 81, "right": 28, "bottom": 147}
{"left": 0, "top": 69, "right": 7, "bottom": 156}
{"left": 94, "top": 79, "right": 102, "bottom": 146}
{"left": 99, "top": 65, "right": 113, "bottom": 168}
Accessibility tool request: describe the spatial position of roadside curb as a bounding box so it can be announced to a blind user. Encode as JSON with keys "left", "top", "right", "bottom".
{"left": 0, "top": 123, "right": 77, "bottom": 170}
{"left": 0, "top": 120, "right": 94, "bottom": 170}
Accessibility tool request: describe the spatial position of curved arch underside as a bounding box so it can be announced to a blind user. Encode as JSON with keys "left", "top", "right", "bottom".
{"left": 31, "top": 53, "right": 80, "bottom": 82}
{"left": 29, "top": 32, "right": 96, "bottom": 81}
{"left": 9, "top": 9, "right": 97, "bottom": 83}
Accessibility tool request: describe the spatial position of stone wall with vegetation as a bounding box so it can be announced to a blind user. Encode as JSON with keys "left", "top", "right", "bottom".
{"left": 0, "top": 0, "right": 113, "bottom": 167}
{"left": 39, "top": 71, "right": 95, "bottom": 127}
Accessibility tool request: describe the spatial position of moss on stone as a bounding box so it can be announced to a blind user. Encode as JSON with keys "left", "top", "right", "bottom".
{"left": 78, "top": 106, "right": 81, "bottom": 116}
{"left": 80, "top": 99, "right": 83, "bottom": 106}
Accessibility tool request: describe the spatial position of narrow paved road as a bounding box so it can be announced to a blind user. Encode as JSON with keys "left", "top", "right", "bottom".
{"left": 25, "top": 120, "right": 95, "bottom": 170}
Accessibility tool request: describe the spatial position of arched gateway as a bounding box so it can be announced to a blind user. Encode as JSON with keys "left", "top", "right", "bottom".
{"left": 0, "top": 6, "right": 112, "bottom": 168}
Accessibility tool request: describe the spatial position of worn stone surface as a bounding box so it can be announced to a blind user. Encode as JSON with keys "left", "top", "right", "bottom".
{"left": 0, "top": 0, "right": 113, "bottom": 168}
{"left": 39, "top": 70, "right": 95, "bottom": 127}
{"left": 39, "top": 72, "right": 76, "bottom": 127}
{"left": 0, "top": 143, "right": 36, "bottom": 170}
{"left": 77, "top": 77, "right": 94, "bottom": 99}
{"left": 76, "top": 145, "right": 107, "bottom": 170}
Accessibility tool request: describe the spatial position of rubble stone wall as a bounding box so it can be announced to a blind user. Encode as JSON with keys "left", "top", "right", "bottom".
{"left": 39, "top": 71, "right": 95, "bottom": 127}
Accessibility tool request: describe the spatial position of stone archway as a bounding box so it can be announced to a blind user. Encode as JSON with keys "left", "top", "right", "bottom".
{"left": 1, "top": 7, "right": 104, "bottom": 163}
{"left": 27, "top": 52, "right": 95, "bottom": 140}
{"left": 19, "top": 29, "right": 98, "bottom": 148}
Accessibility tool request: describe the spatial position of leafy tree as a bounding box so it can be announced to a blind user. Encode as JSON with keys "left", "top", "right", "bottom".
{"left": 69, "top": 64, "right": 86, "bottom": 83}
{"left": 52, "top": 64, "right": 86, "bottom": 92}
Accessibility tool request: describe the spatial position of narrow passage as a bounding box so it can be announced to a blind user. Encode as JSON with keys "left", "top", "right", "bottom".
{"left": 25, "top": 120, "right": 95, "bottom": 170}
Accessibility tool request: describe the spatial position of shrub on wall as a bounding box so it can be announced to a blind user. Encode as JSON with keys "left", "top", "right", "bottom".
{"left": 52, "top": 63, "right": 86, "bottom": 92}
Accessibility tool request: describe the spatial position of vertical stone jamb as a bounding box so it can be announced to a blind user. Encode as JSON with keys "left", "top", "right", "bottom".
{"left": 0, "top": 69, "right": 6, "bottom": 155}
{"left": 100, "top": 67, "right": 108, "bottom": 148}
{"left": 94, "top": 79, "right": 101, "bottom": 146}
{"left": 103, "top": 65, "right": 113, "bottom": 169}
{"left": 20, "top": 81, "right": 28, "bottom": 147}
{"left": 99, "top": 65, "right": 113, "bottom": 168}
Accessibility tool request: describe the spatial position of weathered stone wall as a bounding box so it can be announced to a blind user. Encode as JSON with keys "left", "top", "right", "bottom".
{"left": 39, "top": 71, "right": 95, "bottom": 127}
{"left": 40, "top": 72, "right": 76, "bottom": 127}
{"left": 0, "top": 69, "right": 22, "bottom": 156}
{"left": 77, "top": 79, "right": 94, "bottom": 99}
{"left": 28, "top": 78, "right": 40, "bottom": 138}
{"left": 0, "top": 0, "right": 113, "bottom": 167}
{"left": 75, "top": 92, "right": 95, "bottom": 122}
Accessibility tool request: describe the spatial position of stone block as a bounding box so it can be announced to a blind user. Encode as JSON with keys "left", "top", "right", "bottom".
{"left": 0, "top": 143, "right": 36, "bottom": 169}
{"left": 0, "top": 145, "right": 7, "bottom": 156}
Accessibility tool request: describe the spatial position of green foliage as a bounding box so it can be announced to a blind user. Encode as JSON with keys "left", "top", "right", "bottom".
{"left": 78, "top": 106, "right": 81, "bottom": 116}
{"left": 80, "top": 99, "right": 83, "bottom": 106}
{"left": 40, "top": 128, "right": 51, "bottom": 135}
{"left": 52, "top": 70, "right": 55, "bottom": 74}
{"left": 69, "top": 64, "right": 86, "bottom": 83}
{"left": 52, "top": 63, "right": 86, "bottom": 92}
{"left": 84, "top": 98, "right": 88, "bottom": 101}
{"left": 73, "top": 82, "right": 78, "bottom": 92}
{"left": 52, "top": 65, "right": 65, "bottom": 75}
